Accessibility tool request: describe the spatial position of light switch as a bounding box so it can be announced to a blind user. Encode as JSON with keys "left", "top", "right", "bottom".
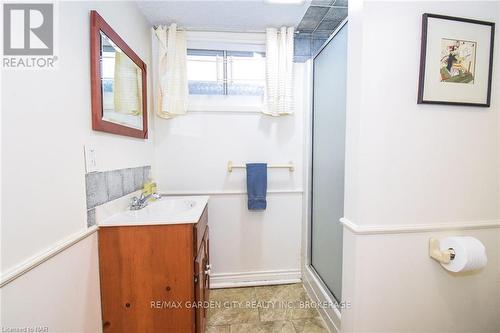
{"left": 84, "top": 145, "right": 98, "bottom": 173}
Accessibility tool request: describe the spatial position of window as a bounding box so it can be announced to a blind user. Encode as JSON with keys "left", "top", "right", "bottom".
{"left": 187, "top": 49, "right": 265, "bottom": 97}
{"left": 100, "top": 39, "right": 117, "bottom": 111}
{"left": 186, "top": 49, "right": 224, "bottom": 95}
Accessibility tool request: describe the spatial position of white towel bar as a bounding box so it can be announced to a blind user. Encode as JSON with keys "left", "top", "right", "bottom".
{"left": 227, "top": 161, "right": 294, "bottom": 172}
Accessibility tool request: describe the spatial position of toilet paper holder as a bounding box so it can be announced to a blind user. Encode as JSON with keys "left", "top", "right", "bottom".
{"left": 429, "top": 238, "right": 456, "bottom": 264}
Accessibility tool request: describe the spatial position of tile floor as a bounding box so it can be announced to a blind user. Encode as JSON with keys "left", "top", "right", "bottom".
{"left": 206, "top": 283, "right": 329, "bottom": 333}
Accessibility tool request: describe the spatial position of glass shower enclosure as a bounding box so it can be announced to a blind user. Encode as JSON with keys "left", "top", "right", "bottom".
{"left": 310, "top": 22, "right": 348, "bottom": 303}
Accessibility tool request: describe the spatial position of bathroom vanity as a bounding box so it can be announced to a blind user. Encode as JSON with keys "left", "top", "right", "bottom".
{"left": 97, "top": 196, "right": 210, "bottom": 333}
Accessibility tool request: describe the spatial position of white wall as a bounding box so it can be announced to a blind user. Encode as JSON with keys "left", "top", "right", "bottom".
{"left": 1, "top": 2, "right": 153, "bottom": 331}
{"left": 153, "top": 63, "right": 309, "bottom": 287}
{"left": 0, "top": 234, "right": 102, "bottom": 333}
{"left": 342, "top": 228, "right": 500, "bottom": 333}
{"left": 498, "top": 2, "right": 500, "bottom": 216}
{"left": 347, "top": 1, "right": 499, "bottom": 227}
{"left": 342, "top": 1, "right": 500, "bottom": 332}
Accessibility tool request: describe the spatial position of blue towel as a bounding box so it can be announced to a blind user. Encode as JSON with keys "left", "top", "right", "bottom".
{"left": 246, "top": 163, "right": 267, "bottom": 210}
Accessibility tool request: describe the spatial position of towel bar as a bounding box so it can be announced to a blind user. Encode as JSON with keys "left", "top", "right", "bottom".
{"left": 227, "top": 161, "right": 294, "bottom": 172}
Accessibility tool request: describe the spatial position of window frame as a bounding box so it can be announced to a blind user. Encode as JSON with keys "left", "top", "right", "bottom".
{"left": 187, "top": 49, "right": 266, "bottom": 97}
{"left": 185, "top": 31, "right": 266, "bottom": 112}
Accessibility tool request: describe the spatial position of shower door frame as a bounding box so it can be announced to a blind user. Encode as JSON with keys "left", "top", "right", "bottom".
{"left": 304, "top": 18, "right": 348, "bottom": 326}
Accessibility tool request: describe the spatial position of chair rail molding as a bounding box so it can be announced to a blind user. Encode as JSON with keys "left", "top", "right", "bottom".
{"left": 160, "top": 189, "right": 303, "bottom": 196}
{"left": 340, "top": 217, "right": 500, "bottom": 235}
{"left": 0, "top": 226, "right": 98, "bottom": 287}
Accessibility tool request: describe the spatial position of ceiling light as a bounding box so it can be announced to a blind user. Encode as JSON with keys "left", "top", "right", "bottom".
{"left": 264, "top": 0, "right": 306, "bottom": 4}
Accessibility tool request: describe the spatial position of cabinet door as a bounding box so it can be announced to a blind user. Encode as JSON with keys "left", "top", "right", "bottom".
{"left": 98, "top": 225, "right": 194, "bottom": 333}
{"left": 204, "top": 226, "right": 210, "bottom": 299}
{"left": 194, "top": 235, "right": 207, "bottom": 333}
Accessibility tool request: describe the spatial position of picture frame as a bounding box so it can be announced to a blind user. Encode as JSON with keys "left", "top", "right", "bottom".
{"left": 418, "top": 13, "right": 495, "bottom": 107}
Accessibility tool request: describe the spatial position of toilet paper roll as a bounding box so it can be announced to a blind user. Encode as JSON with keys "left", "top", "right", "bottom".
{"left": 439, "top": 236, "right": 487, "bottom": 273}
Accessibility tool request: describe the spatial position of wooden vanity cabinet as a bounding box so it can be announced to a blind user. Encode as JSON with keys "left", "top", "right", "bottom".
{"left": 98, "top": 206, "right": 210, "bottom": 333}
{"left": 195, "top": 226, "right": 210, "bottom": 333}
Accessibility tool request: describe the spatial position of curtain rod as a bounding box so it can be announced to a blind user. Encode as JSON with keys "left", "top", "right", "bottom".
{"left": 152, "top": 25, "right": 300, "bottom": 34}
{"left": 152, "top": 25, "right": 264, "bottom": 33}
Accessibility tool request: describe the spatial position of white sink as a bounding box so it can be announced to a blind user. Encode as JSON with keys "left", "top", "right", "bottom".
{"left": 100, "top": 195, "right": 209, "bottom": 227}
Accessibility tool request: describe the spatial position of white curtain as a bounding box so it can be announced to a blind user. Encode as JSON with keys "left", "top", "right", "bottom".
{"left": 114, "top": 51, "right": 142, "bottom": 115}
{"left": 264, "top": 27, "right": 294, "bottom": 116}
{"left": 154, "top": 23, "right": 188, "bottom": 119}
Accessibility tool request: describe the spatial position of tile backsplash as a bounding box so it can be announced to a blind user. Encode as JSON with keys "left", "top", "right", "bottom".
{"left": 85, "top": 165, "right": 151, "bottom": 226}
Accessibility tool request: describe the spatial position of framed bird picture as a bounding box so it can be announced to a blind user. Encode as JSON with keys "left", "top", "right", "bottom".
{"left": 418, "top": 13, "right": 495, "bottom": 107}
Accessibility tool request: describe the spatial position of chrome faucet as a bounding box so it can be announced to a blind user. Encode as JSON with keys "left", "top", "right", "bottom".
{"left": 130, "top": 192, "right": 161, "bottom": 210}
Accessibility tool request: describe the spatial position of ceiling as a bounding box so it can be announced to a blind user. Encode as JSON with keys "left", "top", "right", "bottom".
{"left": 135, "top": 0, "right": 311, "bottom": 32}
{"left": 297, "top": 0, "right": 347, "bottom": 34}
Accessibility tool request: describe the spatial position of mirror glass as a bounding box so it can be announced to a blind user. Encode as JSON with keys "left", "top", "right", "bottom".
{"left": 100, "top": 31, "right": 143, "bottom": 130}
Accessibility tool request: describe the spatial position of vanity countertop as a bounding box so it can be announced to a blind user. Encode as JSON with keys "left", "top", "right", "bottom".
{"left": 99, "top": 195, "right": 209, "bottom": 227}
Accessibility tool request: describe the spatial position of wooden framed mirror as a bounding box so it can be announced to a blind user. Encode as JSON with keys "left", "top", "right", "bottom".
{"left": 90, "top": 10, "right": 148, "bottom": 139}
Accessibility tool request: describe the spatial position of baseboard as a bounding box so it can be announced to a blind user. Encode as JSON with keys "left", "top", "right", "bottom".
{"left": 210, "top": 269, "right": 301, "bottom": 289}
{"left": 303, "top": 265, "right": 341, "bottom": 333}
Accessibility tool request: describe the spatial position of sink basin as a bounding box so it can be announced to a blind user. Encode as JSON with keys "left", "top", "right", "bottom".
{"left": 147, "top": 198, "right": 196, "bottom": 215}
{"left": 100, "top": 195, "right": 209, "bottom": 227}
